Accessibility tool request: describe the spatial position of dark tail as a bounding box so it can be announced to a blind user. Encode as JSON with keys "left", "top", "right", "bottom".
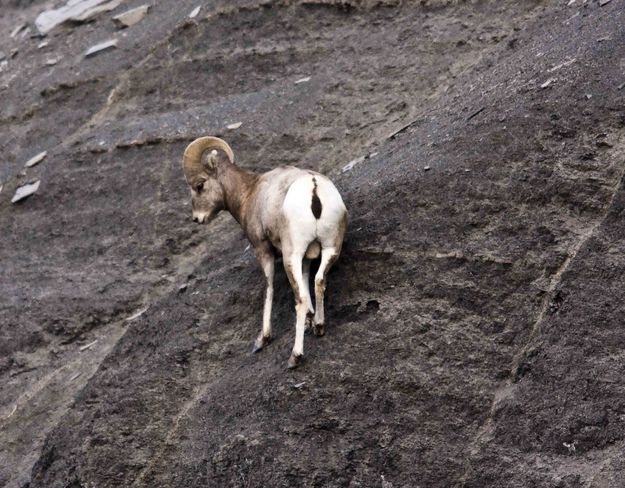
{"left": 311, "top": 177, "right": 322, "bottom": 219}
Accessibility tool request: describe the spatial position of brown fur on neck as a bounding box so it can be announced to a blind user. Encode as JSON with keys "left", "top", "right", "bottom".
{"left": 215, "top": 160, "right": 259, "bottom": 229}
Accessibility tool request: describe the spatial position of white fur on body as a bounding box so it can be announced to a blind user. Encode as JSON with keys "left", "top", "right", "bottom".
{"left": 278, "top": 173, "right": 347, "bottom": 360}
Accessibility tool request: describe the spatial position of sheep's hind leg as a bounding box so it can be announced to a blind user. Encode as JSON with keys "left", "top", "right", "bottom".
{"left": 283, "top": 250, "right": 310, "bottom": 369}
{"left": 253, "top": 246, "right": 275, "bottom": 353}
{"left": 313, "top": 246, "right": 339, "bottom": 337}
{"left": 302, "top": 258, "right": 315, "bottom": 332}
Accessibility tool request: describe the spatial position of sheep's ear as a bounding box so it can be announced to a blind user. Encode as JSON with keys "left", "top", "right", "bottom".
{"left": 204, "top": 149, "right": 220, "bottom": 170}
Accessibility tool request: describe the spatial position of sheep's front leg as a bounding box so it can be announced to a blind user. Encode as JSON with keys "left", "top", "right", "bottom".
{"left": 253, "top": 246, "right": 275, "bottom": 353}
{"left": 283, "top": 251, "right": 310, "bottom": 369}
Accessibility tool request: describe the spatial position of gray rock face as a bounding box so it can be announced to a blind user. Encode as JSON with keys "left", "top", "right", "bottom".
{"left": 1, "top": 1, "right": 624, "bottom": 487}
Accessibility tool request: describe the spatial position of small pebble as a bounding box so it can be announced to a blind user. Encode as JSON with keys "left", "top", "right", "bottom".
{"left": 85, "top": 39, "right": 118, "bottom": 58}
{"left": 126, "top": 307, "right": 149, "bottom": 322}
{"left": 112, "top": 5, "right": 150, "bottom": 28}
{"left": 541, "top": 78, "right": 556, "bottom": 89}
{"left": 25, "top": 151, "right": 47, "bottom": 167}
{"left": 12, "top": 180, "right": 40, "bottom": 203}
{"left": 10, "top": 23, "right": 26, "bottom": 38}
{"left": 341, "top": 156, "right": 365, "bottom": 173}
{"left": 79, "top": 340, "right": 98, "bottom": 351}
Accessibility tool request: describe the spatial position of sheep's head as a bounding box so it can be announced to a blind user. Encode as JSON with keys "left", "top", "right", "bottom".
{"left": 182, "top": 137, "right": 234, "bottom": 224}
{"left": 188, "top": 164, "right": 224, "bottom": 224}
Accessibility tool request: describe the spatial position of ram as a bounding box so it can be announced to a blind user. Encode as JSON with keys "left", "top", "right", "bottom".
{"left": 182, "top": 137, "right": 348, "bottom": 368}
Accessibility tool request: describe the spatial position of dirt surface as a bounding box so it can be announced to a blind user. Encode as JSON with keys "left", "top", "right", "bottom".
{"left": 1, "top": 0, "right": 624, "bottom": 486}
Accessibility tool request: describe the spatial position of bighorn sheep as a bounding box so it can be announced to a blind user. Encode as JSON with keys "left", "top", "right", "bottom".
{"left": 182, "top": 137, "right": 347, "bottom": 368}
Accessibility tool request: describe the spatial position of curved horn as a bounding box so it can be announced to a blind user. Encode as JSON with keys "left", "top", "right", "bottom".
{"left": 182, "top": 136, "right": 235, "bottom": 181}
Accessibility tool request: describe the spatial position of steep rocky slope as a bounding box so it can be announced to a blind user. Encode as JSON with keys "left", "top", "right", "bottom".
{"left": 1, "top": 0, "right": 624, "bottom": 487}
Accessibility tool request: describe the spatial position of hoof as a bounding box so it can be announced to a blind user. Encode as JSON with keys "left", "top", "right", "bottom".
{"left": 287, "top": 353, "right": 304, "bottom": 369}
{"left": 313, "top": 322, "right": 325, "bottom": 337}
{"left": 252, "top": 335, "right": 271, "bottom": 353}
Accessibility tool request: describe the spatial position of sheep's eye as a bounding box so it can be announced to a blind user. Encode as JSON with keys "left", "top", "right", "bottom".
{"left": 195, "top": 182, "right": 204, "bottom": 193}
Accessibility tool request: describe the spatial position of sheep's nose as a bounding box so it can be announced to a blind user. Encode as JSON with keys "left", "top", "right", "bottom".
{"left": 193, "top": 216, "right": 200, "bottom": 223}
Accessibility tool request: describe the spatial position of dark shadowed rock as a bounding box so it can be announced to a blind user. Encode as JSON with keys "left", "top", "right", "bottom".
{"left": 1, "top": 0, "right": 624, "bottom": 487}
